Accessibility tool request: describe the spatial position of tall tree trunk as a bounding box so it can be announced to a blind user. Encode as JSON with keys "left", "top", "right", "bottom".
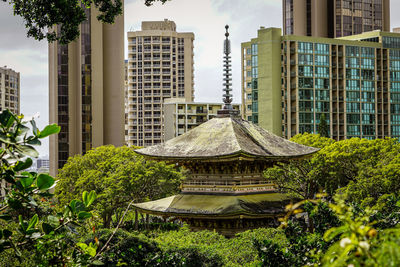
{"left": 134, "top": 209, "right": 139, "bottom": 230}
{"left": 145, "top": 214, "right": 149, "bottom": 229}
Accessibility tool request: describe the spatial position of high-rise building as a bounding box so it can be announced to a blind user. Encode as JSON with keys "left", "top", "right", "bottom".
{"left": 126, "top": 19, "right": 194, "bottom": 147}
{"left": 163, "top": 98, "right": 240, "bottom": 141}
{"left": 49, "top": 8, "right": 125, "bottom": 175}
{"left": 242, "top": 27, "right": 400, "bottom": 140}
{"left": 0, "top": 66, "right": 20, "bottom": 114}
{"left": 283, "top": 0, "right": 390, "bottom": 38}
{"left": 124, "top": 59, "right": 129, "bottom": 145}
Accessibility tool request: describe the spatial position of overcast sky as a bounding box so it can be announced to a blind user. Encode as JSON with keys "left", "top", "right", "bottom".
{"left": 0, "top": 0, "right": 399, "bottom": 156}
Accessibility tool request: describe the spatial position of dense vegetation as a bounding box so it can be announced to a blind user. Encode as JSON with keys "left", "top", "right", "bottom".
{"left": 1, "top": 109, "right": 400, "bottom": 266}
{"left": 55, "top": 145, "right": 184, "bottom": 228}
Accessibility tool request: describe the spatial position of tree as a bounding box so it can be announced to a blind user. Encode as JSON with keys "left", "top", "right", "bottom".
{"left": 55, "top": 145, "right": 184, "bottom": 227}
{"left": 317, "top": 114, "right": 329, "bottom": 138}
{"left": 265, "top": 133, "right": 335, "bottom": 199}
{"left": 266, "top": 134, "right": 400, "bottom": 203}
{"left": 4, "top": 0, "right": 169, "bottom": 44}
{"left": 0, "top": 109, "right": 99, "bottom": 265}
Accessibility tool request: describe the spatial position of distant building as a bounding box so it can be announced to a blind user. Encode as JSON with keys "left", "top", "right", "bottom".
{"left": 163, "top": 99, "right": 240, "bottom": 141}
{"left": 49, "top": 8, "right": 125, "bottom": 175}
{"left": 0, "top": 66, "right": 20, "bottom": 114}
{"left": 126, "top": 19, "right": 194, "bottom": 147}
{"left": 242, "top": 27, "right": 400, "bottom": 140}
{"left": 37, "top": 158, "right": 50, "bottom": 170}
{"left": 283, "top": 0, "right": 390, "bottom": 38}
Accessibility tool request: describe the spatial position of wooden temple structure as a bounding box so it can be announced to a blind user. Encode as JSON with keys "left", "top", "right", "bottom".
{"left": 133, "top": 26, "right": 319, "bottom": 236}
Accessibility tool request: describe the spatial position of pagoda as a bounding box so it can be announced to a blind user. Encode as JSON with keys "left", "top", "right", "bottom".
{"left": 133, "top": 26, "right": 319, "bottom": 236}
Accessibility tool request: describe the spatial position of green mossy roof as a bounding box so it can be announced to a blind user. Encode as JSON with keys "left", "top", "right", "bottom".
{"left": 133, "top": 193, "right": 293, "bottom": 218}
{"left": 135, "top": 117, "right": 318, "bottom": 161}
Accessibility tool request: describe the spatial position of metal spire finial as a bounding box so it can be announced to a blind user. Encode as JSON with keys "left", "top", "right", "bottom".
{"left": 217, "top": 25, "right": 240, "bottom": 117}
{"left": 222, "top": 25, "right": 233, "bottom": 109}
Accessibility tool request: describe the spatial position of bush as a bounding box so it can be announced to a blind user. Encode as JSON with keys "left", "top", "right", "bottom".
{"left": 153, "top": 226, "right": 287, "bottom": 266}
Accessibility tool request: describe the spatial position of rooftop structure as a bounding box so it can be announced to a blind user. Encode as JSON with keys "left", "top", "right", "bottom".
{"left": 133, "top": 26, "right": 318, "bottom": 236}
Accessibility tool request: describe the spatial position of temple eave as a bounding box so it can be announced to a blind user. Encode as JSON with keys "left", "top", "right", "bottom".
{"left": 134, "top": 150, "right": 317, "bottom": 162}
{"left": 132, "top": 206, "right": 286, "bottom": 220}
{"left": 132, "top": 193, "right": 295, "bottom": 220}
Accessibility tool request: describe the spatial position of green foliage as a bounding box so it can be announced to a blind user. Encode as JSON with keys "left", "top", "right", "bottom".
{"left": 265, "top": 133, "right": 335, "bottom": 199}
{"left": 88, "top": 228, "right": 223, "bottom": 266}
{"left": 55, "top": 145, "right": 184, "bottom": 227}
{"left": 253, "top": 239, "right": 294, "bottom": 267}
{"left": 371, "top": 194, "right": 400, "bottom": 229}
{"left": 317, "top": 114, "right": 330, "bottom": 138}
{"left": 267, "top": 134, "right": 400, "bottom": 203}
{"left": 321, "top": 194, "right": 400, "bottom": 266}
{"left": 153, "top": 226, "right": 287, "bottom": 266}
{"left": 304, "top": 201, "right": 340, "bottom": 234}
{"left": 95, "top": 229, "right": 160, "bottom": 266}
{"left": 0, "top": 109, "right": 99, "bottom": 265}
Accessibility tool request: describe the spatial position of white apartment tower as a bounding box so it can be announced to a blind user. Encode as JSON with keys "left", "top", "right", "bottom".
{"left": 127, "top": 19, "right": 194, "bottom": 147}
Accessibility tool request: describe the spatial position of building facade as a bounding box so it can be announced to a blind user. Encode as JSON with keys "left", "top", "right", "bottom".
{"left": 163, "top": 98, "right": 240, "bottom": 141}
{"left": 0, "top": 66, "right": 20, "bottom": 114}
{"left": 126, "top": 20, "right": 194, "bottom": 147}
{"left": 49, "top": 8, "right": 125, "bottom": 175}
{"left": 283, "top": 0, "right": 390, "bottom": 38}
{"left": 242, "top": 27, "right": 400, "bottom": 140}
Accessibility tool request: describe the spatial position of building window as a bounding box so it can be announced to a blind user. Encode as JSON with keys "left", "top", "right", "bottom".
{"left": 251, "top": 44, "right": 258, "bottom": 55}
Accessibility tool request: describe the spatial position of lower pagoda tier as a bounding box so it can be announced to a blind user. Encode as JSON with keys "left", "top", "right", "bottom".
{"left": 133, "top": 193, "right": 295, "bottom": 236}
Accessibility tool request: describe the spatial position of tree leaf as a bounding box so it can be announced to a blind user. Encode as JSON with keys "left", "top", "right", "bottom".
{"left": 27, "top": 138, "right": 41, "bottom": 146}
{"left": 77, "top": 242, "right": 88, "bottom": 250}
{"left": 91, "top": 260, "right": 104, "bottom": 265}
{"left": 87, "top": 191, "right": 97, "bottom": 207}
{"left": 47, "top": 215, "right": 60, "bottom": 227}
{"left": 0, "top": 110, "right": 12, "bottom": 126}
{"left": 19, "top": 125, "right": 30, "bottom": 135}
{"left": 77, "top": 211, "right": 92, "bottom": 220}
{"left": 16, "top": 145, "right": 39, "bottom": 158}
{"left": 75, "top": 201, "right": 87, "bottom": 213}
{"left": 30, "top": 120, "right": 38, "bottom": 136}
{"left": 82, "top": 191, "right": 88, "bottom": 206}
{"left": 20, "top": 176, "right": 35, "bottom": 189}
{"left": 5, "top": 113, "right": 16, "bottom": 129}
{"left": 38, "top": 124, "right": 60, "bottom": 138}
{"left": 14, "top": 158, "right": 33, "bottom": 172}
{"left": 26, "top": 214, "right": 39, "bottom": 231}
{"left": 18, "top": 215, "right": 26, "bottom": 232}
{"left": 69, "top": 199, "right": 78, "bottom": 213}
{"left": 37, "top": 174, "right": 55, "bottom": 190}
{"left": 0, "top": 133, "right": 13, "bottom": 144}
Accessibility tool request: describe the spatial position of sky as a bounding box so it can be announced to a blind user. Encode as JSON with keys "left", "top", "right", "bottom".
{"left": 0, "top": 0, "right": 400, "bottom": 156}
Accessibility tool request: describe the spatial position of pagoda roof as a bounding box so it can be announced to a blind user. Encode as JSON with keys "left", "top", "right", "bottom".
{"left": 135, "top": 117, "right": 319, "bottom": 161}
{"left": 133, "top": 193, "right": 293, "bottom": 219}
